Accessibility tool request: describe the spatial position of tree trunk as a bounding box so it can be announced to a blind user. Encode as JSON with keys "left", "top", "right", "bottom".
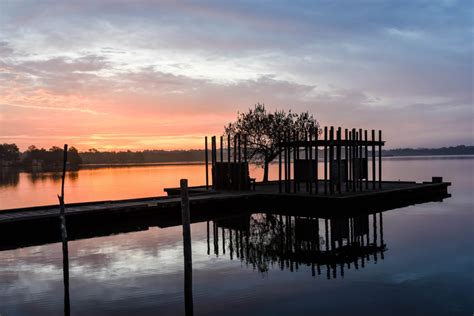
{"left": 263, "top": 160, "right": 269, "bottom": 183}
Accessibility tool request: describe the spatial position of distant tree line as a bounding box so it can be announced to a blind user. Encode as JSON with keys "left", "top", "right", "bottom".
{"left": 0, "top": 143, "right": 473, "bottom": 169}
{"left": 80, "top": 149, "right": 205, "bottom": 164}
{"left": 0, "top": 144, "right": 82, "bottom": 169}
{"left": 382, "top": 145, "right": 474, "bottom": 156}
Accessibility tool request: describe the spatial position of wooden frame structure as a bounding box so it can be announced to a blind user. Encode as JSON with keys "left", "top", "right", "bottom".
{"left": 277, "top": 127, "right": 384, "bottom": 195}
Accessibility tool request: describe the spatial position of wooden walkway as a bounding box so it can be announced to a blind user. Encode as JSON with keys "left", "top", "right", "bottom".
{"left": 0, "top": 180, "right": 450, "bottom": 225}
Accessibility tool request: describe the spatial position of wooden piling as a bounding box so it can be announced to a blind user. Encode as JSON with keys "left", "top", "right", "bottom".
{"left": 329, "top": 127, "right": 334, "bottom": 195}
{"left": 308, "top": 130, "right": 313, "bottom": 194}
{"left": 211, "top": 136, "right": 216, "bottom": 190}
{"left": 379, "top": 130, "right": 382, "bottom": 189}
{"left": 345, "top": 129, "right": 349, "bottom": 192}
{"left": 352, "top": 129, "right": 356, "bottom": 193}
{"left": 372, "top": 130, "right": 376, "bottom": 190}
{"left": 364, "top": 130, "right": 368, "bottom": 189}
{"left": 293, "top": 131, "right": 297, "bottom": 193}
{"left": 324, "top": 127, "right": 328, "bottom": 194}
{"left": 305, "top": 131, "right": 309, "bottom": 193}
{"left": 180, "top": 179, "right": 194, "bottom": 316}
{"left": 205, "top": 137, "right": 209, "bottom": 190}
{"left": 58, "top": 144, "right": 70, "bottom": 316}
{"left": 278, "top": 137, "right": 282, "bottom": 193}
{"left": 314, "top": 128, "right": 319, "bottom": 194}
{"left": 220, "top": 136, "right": 223, "bottom": 162}
{"left": 359, "top": 128, "right": 363, "bottom": 191}
{"left": 337, "top": 127, "right": 342, "bottom": 194}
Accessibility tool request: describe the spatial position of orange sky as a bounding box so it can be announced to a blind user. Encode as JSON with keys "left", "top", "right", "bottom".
{"left": 1, "top": 2, "right": 472, "bottom": 151}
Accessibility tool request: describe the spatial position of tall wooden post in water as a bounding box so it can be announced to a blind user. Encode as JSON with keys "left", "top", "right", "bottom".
{"left": 379, "top": 130, "right": 382, "bottom": 189}
{"left": 324, "top": 127, "right": 328, "bottom": 194}
{"left": 372, "top": 130, "right": 376, "bottom": 189}
{"left": 205, "top": 137, "right": 209, "bottom": 190}
{"left": 180, "top": 179, "right": 193, "bottom": 316}
{"left": 58, "top": 144, "right": 70, "bottom": 316}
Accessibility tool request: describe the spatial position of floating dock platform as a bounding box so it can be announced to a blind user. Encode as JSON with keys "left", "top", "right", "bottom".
{"left": 0, "top": 178, "right": 450, "bottom": 251}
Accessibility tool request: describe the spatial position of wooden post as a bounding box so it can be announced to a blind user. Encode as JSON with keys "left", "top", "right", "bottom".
{"left": 205, "top": 137, "right": 209, "bottom": 190}
{"left": 293, "top": 131, "right": 297, "bottom": 193}
{"left": 308, "top": 130, "right": 312, "bottom": 194}
{"left": 352, "top": 129, "right": 356, "bottom": 193}
{"left": 324, "top": 127, "right": 328, "bottom": 194}
{"left": 359, "top": 128, "right": 363, "bottom": 191}
{"left": 305, "top": 131, "right": 308, "bottom": 192}
{"left": 244, "top": 134, "right": 248, "bottom": 163}
{"left": 365, "top": 130, "right": 368, "bottom": 189}
{"left": 287, "top": 132, "right": 291, "bottom": 193}
{"left": 233, "top": 134, "right": 237, "bottom": 190}
{"left": 227, "top": 134, "right": 231, "bottom": 189}
{"left": 278, "top": 137, "right": 282, "bottom": 193}
{"left": 180, "top": 179, "right": 193, "bottom": 316}
{"left": 329, "top": 126, "right": 334, "bottom": 195}
{"left": 314, "top": 128, "right": 319, "bottom": 194}
{"left": 237, "top": 134, "right": 241, "bottom": 190}
{"left": 58, "top": 144, "right": 70, "bottom": 316}
{"left": 379, "top": 130, "right": 382, "bottom": 189}
{"left": 372, "top": 130, "right": 376, "bottom": 190}
{"left": 219, "top": 136, "right": 224, "bottom": 188}
{"left": 337, "top": 127, "right": 341, "bottom": 194}
{"left": 211, "top": 136, "right": 216, "bottom": 189}
{"left": 283, "top": 133, "right": 288, "bottom": 193}
{"left": 345, "top": 129, "right": 349, "bottom": 192}
{"left": 220, "top": 136, "right": 223, "bottom": 162}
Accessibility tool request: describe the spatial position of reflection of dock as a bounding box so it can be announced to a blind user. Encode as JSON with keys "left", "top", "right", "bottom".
{"left": 207, "top": 213, "right": 386, "bottom": 278}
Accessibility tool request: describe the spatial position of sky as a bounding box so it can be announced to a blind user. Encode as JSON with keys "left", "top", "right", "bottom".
{"left": 0, "top": 0, "right": 472, "bottom": 151}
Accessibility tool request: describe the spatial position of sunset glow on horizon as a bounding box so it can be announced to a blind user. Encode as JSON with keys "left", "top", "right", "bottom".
{"left": 1, "top": 1, "right": 472, "bottom": 151}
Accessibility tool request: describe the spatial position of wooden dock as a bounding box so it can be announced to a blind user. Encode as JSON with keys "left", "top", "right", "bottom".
{"left": 0, "top": 179, "right": 450, "bottom": 225}
{"left": 0, "top": 179, "right": 450, "bottom": 251}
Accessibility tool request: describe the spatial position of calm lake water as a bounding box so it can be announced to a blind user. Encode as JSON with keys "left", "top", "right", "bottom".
{"left": 0, "top": 157, "right": 473, "bottom": 315}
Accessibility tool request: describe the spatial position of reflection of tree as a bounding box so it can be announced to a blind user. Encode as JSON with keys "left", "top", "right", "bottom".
{"left": 0, "top": 168, "right": 20, "bottom": 187}
{"left": 28, "top": 171, "right": 79, "bottom": 184}
{"left": 213, "top": 212, "right": 386, "bottom": 278}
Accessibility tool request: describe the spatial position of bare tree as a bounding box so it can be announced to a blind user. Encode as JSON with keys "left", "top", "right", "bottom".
{"left": 225, "top": 104, "right": 320, "bottom": 182}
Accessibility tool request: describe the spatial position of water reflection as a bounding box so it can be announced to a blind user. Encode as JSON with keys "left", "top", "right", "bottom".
{"left": 0, "top": 168, "right": 20, "bottom": 187}
{"left": 28, "top": 171, "right": 79, "bottom": 184}
{"left": 209, "top": 213, "right": 386, "bottom": 278}
{"left": 0, "top": 168, "right": 79, "bottom": 188}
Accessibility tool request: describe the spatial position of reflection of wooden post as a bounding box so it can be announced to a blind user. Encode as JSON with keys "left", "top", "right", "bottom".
{"left": 206, "top": 221, "right": 210, "bottom": 255}
{"left": 379, "top": 212, "right": 384, "bottom": 260}
{"left": 205, "top": 137, "right": 209, "bottom": 190}
{"left": 373, "top": 213, "right": 378, "bottom": 263}
{"left": 180, "top": 179, "right": 193, "bottom": 316}
{"left": 58, "top": 144, "right": 70, "bottom": 316}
